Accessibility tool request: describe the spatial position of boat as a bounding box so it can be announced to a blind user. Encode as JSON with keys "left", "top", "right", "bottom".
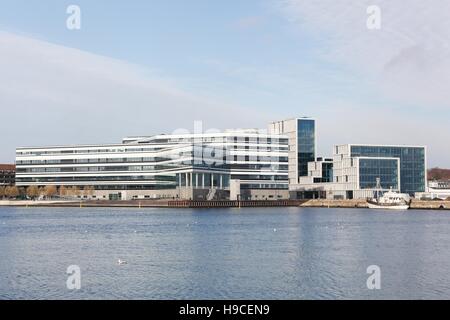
{"left": 367, "top": 178, "right": 410, "bottom": 210}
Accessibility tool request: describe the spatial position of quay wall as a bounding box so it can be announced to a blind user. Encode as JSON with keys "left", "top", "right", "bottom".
{"left": 300, "top": 199, "right": 450, "bottom": 210}
{"left": 1, "top": 199, "right": 449, "bottom": 210}
{"left": 300, "top": 199, "right": 368, "bottom": 208}
{"left": 410, "top": 200, "right": 450, "bottom": 210}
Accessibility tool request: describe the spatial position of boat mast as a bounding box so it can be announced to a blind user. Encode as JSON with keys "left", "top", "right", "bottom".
{"left": 375, "top": 177, "right": 381, "bottom": 199}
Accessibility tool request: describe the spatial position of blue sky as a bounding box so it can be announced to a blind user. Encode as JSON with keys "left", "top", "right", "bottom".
{"left": 0, "top": 0, "right": 449, "bottom": 166}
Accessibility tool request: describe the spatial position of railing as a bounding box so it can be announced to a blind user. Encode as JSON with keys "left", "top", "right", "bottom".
{"left": 167, "top": 200, "right": 305, "bottom": 208}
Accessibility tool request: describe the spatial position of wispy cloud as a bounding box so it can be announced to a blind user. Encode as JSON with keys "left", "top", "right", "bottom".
{"left": 277, "top": 0, "right": 450, "bottom": 109}
{"left": 0, "top": 32, "right": 274, "bottom": 162}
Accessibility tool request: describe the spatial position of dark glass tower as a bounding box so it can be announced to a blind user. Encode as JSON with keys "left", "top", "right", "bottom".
{"left": 297, "top": 118, "right": 316, "bottom": 177}
{"left": 350, "top": 145, "right": 426, "bottom": 194}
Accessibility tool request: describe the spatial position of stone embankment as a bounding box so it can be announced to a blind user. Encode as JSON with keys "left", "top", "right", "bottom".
{"left": 300, "top": 199, "right": 450, "bottom": 210}
{"left": 410, "top": 199, "right": 450, "bottom": 210}
{"left": 300, "top": 199, "right": 368, "bottom": 208}
{"left": 0, "top": 199, "right": 305, "bottom": 208}
{"left": 1, "top": 199, "right": 449, "bottom": 209}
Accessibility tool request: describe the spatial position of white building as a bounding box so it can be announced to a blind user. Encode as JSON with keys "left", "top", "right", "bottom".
{"left": 15, "top": 117, "right": 429, "bottom": 201}
{"left": 15, "top": 129, "right": 289, "bottom": 201}
{"left": 416, "top": 181, "right": 450, "bottom": 200}
{"left": 290, "top": 144, "right": 427, "bottom": 200}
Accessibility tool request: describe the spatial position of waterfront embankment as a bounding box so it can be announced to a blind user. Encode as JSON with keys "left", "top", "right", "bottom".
{"left": 0, "top": 199, "right": 305, "bottom": 208}
{"left": 300, "top": 199, "right": 450, "bottom": 210}
{"left": 0, "top": 199, "right": 449, "bottom": 209}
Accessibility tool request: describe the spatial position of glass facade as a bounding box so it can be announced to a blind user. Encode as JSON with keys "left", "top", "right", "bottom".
{"left": 16, "top": 132, "right": 289, "bottom": 191}
{"left": 297, "top": 119, "right": 315, "bottom": 177}
{"left": 359, "top": 158, "right": 399, "bottom": 190}
{"left": 321, "top": 162, "right": 333, "bottom": 183}
{"left": 351, "top": 145, "right": 426, "bottom": 194}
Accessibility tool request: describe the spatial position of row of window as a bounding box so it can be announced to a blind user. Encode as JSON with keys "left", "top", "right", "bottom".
{"left": 17, "top": 176, "right": 177, "bottom": 183}
{"left": 17, "top": 137, "right": 289, "bottom": 156}
{"left": 16, "top": 165, "right": 180, "bottom": 173}
{"left": 17, "top": 155, "right": 288, "bottom": 166}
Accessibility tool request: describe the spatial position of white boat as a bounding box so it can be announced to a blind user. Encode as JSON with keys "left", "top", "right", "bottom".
{"left": 367, "top": 194, "right": 410, "bottom": 210}
{"left": 367, "top": 180, "right": 410, "bottom": 210}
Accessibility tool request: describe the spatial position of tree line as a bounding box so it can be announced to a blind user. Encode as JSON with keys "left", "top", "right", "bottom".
{"left": 428, "top": 168, "right": 450, "bottom": 181}
{"left": 0, "top": 185, "right": 95, "bottom": 200}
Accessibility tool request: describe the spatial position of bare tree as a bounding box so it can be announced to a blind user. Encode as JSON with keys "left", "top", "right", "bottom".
{"left": 88, "top": 186, "right": 95, "bottom": 197}
{"left": 65, "top": 186, "right": 74, "bottom": 197}
{"left": 4, "top": 187, "right": 10, "bottom": 198}
{"left": 6, "top": 186, "right": 20, "bottom": 199}
{"left": 26, "top": 186, "right": 40, "bottom": 199}
{"left": 59, "top": 186, "right": 67, "bottom": 198}
{"left": 0, "top": 186, "right": 5, "bottom": 199}
{"left": 83, "top": 186, "right": 95, "bottom": 198}
{"left": 71, "top": 186, "right": 80, "bottom": 198}
{"left": 44, "top": 185, "right": 58, "bottom": 199}
{"left": 82, "top": 186, "right": 89, "bottom": 197}
{"left": 18, "top": 187, "right": 26, "bottom": 198}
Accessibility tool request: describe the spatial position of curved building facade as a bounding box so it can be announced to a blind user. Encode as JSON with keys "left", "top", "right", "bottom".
{"left": 15, "top": 130, "right": 289, "bottom": 200}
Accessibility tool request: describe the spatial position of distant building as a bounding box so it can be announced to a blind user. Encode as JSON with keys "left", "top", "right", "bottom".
{"left": 15, "top": 117, "right": 429, "bottom": 201}
{"left": 416, "top": 180, "right": 450, "bottom": 200}
{"left": 290, "top": 144, "right": 427, "bottom": 199}
{"left": 0, "top": 164, "right": 15, "bottom": 186}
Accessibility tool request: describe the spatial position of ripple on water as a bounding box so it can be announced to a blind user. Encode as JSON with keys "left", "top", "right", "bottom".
{"left": 1, "top": 207, "right": 450, "bottom": 299}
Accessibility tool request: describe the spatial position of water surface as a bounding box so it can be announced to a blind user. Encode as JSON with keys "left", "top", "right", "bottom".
{"left": 1, "top": 207, "right": 450, "bottom": 299}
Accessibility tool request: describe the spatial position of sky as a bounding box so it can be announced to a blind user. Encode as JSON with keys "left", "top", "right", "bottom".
{"left": 0, "top": 0, "right": 449, "bottom": 166}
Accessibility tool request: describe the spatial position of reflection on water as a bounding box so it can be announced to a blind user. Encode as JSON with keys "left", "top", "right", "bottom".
{"left": 1, "top": 207, "right": 450, "bottom": 299}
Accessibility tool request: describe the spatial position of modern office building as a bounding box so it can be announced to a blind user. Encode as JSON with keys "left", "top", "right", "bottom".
{"left": 0, "top": 164, "right": 15, "bottom": 186}
{"left": 15, "top": 116, "right": 428, "bottom": 201}
{"left": 291, "top": 144, "right": 427, "bottom": 199}
{"left": 268, "top": 117, "right": 316, "bottom": 184}
{"left": 15, "top": 130, "right": 289, "bottom": 200}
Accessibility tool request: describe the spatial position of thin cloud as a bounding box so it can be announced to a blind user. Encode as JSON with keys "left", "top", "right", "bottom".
{"left": 0, "top": 32, "right": 273, "bottom": 162}
{"left": 277, "top": 0, "right": 450, "bottom": 109}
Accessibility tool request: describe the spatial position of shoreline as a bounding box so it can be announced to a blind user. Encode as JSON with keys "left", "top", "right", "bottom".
{"left": 0, "top": 199, "right": 449, "bottom": 210}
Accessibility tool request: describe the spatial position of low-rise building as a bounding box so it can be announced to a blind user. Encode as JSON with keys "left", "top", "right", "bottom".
{"left": 0, "top": 164, "right": 15, "bottom": 186}
{"left": 416, "top": 180, "right": 450, "bottom": 200}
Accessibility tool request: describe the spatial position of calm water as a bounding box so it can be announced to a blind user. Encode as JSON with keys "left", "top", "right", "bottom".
{"left": 1, "top": 206, "right": 450, "bottom": 299}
